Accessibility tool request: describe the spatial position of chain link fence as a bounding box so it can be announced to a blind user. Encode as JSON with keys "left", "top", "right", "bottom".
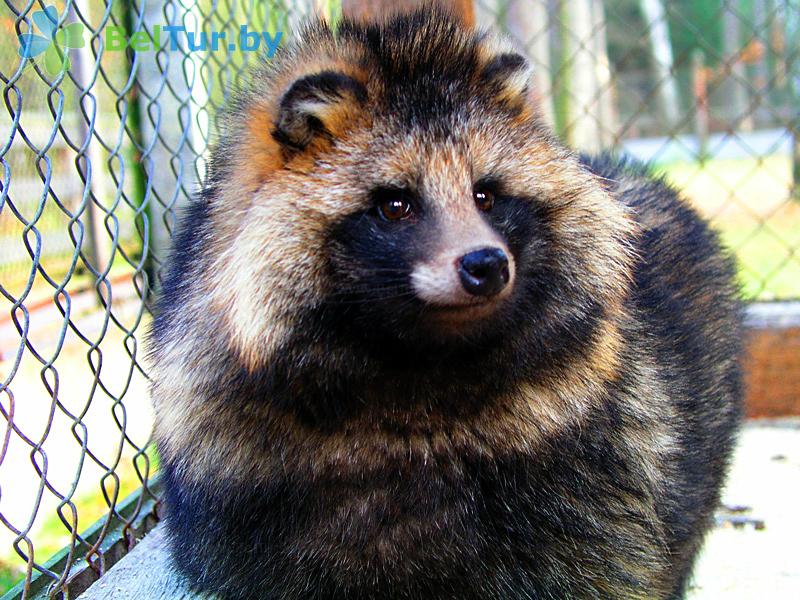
{"left": 0, "top": 0, "right": 797, "bottom": 597}
{"left": 481, "top": 0, "right": 800, "bottom": 299}
{"left": 0, "top": 1, "right": 317, "bottom": 596}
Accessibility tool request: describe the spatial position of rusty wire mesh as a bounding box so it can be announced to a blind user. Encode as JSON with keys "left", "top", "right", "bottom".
{"left": 0, "top": 0, "right": 798, "bottom": 598}
{"left": 0, "top": 1, "right": 314, "bottom": 597}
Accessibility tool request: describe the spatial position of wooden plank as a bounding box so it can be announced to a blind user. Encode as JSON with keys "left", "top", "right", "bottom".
{"left": 341, "top": 0, "right": 475, "bottom": 26}
{"left": 744, "top": 303, "right": 800, "bottom": 418}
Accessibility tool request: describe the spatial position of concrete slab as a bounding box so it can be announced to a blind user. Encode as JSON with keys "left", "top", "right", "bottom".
{"left": 77, "top": 526, "right": 211, "bottom": 600}
{"left": 688, "top": 419, "right": 800, "bottom": 599}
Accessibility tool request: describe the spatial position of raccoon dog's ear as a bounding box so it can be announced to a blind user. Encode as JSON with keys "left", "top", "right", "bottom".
{"left": 479, "top": 51, "right": 534, "bottom": 110}
{"left": 272, "top": 71, "right": 367, "bottom": 151}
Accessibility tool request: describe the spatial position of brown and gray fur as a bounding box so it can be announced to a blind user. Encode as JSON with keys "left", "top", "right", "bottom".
{"left": 150, "top": 8, "right": 742, "bottom": 600}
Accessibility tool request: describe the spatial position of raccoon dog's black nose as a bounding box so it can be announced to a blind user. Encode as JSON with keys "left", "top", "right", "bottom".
{"left": 458, "top": 248, "right": 510, "bottom": 297}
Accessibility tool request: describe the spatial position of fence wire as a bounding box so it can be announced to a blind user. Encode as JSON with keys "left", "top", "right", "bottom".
{"left": 0, "top": 0, "right": 797, "bottom": 598}
{"left": 481, "top": 0, "right": 800, "bottom": 299}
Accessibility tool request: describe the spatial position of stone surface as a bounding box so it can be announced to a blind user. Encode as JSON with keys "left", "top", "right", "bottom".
{"left": 77, "top": 526, "right": 212, "bottom": 599}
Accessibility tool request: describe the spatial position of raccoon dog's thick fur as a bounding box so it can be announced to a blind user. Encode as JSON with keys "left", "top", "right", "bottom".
{"left": 150, "top": 8, "right": 742, "bottom": 600}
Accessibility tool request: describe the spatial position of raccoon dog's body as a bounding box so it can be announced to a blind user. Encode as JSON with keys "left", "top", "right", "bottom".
{"left": 151, "top": 9, "right": 742, "bottom": 600}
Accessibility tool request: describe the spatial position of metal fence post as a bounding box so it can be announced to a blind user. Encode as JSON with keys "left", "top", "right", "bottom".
{"left": 723, "top": 0, "right": 754, "bottom": 131}
{"left": 789, "top": 0, "right": 800, "bottom": 201}
{"left": 131, "top": 0, "right": 207, "bottom": 291}
{"left": 559, "top": 0, "right": 614, "bottom": 152}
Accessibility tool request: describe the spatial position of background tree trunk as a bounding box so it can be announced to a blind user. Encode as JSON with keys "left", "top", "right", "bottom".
{"left": 589, "top": 0, "right": 617, "bottom": 148}
{"left": 723, "top": 0, "right": 754, "bottom": 131}
{"left": 504, "top": 0, "right": 556, "bottom": 129}
{"left": 639, "top": 0, "right": 681, "bottom": 128}
{"left": 561, "top": 0, "right": 614, "bottom": 152}
{"left": 342, "top": 0, "right": 475, "bottom": 25}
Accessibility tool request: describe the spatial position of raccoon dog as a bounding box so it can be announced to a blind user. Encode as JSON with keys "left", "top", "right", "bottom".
{"left": 150, "top": 8, "right": 742, "bottom": 600}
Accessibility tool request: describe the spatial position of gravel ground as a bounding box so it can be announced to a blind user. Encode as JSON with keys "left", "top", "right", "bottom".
{"left": 688, "top": 419, "right": 800, "bottom": 599}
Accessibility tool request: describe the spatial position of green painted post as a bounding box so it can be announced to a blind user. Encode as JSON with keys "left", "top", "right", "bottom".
{"left": 119, "top": 0, "right": 155, "bottom": 299}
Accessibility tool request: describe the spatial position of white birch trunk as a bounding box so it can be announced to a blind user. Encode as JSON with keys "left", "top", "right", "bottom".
{"left": 563, "top": 0, "right": 613, "bottom": 152}
{"left": 640, "top": 0, "right": 681, "bottom": 127}
{"left": 505, "top": 0, "right": 555, "bottom": 128}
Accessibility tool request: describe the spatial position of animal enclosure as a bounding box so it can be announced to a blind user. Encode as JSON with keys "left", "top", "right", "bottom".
{"left": 0, "top": 0, "right": 798, "bottom": 598}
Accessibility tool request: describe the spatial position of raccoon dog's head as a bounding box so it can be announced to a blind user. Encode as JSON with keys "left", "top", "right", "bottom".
{"left": 196, "top": 9, "right": 635, "bottom": 373}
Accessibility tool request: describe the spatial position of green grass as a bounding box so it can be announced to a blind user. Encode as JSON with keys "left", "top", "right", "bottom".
{"left": 0, "top": 448, "right": 158, "bottom": 595}
{"left": 0, "top": 314, "right": 157, "bottom": 596}
{"left": 721, "top": 221, "right": 800, "bottom": 301}
{"left": 0, "top": 565, "right": 19, "bottom": 597}
{"left": 656, "top": 155, "right": 800, "bottom": 300}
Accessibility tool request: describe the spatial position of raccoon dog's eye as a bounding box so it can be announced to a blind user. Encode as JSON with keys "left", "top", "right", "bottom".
{"left": 474, "top": 188, "right": 495, "bottom": 212}
{"left": 378, "top": 198, "right": 413, "bottom": 221}
{"left": 374, "top": 190, "right": 415, "bottom": 222}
